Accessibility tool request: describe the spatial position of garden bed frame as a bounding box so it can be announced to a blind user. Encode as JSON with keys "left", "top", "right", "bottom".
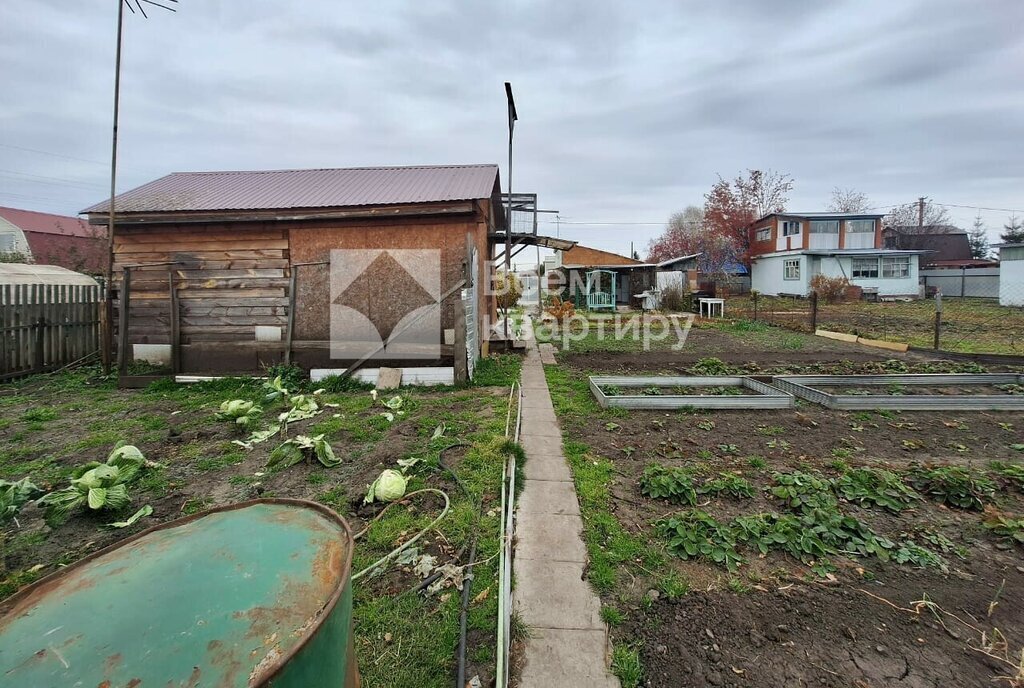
{"left": 771, "top": 373, "right": 1024, "bottom": 410}
{"left": 588, "top": 375, "right": 794, "bottom": 410}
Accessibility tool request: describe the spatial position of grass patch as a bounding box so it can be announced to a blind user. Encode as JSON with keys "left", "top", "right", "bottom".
{"left": 546, "top": 367, "right": 664, "bottom": 594}
{"left": 471, "top": 354, "right": 522, "bottom": 387}
{"left": 611, "top": 643, "right": 643, "bottom": 688}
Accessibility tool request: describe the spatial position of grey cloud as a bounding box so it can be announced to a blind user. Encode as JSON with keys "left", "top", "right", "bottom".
{"left": 0, "top": 0, "right": 1022, "bottom": 257}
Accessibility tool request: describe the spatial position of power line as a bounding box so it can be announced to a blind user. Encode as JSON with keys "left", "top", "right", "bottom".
{"left": 0, "top": 170, "right": 106, "bottom": 191}
{"left": 934, "top": 202, "right": 1024, "bottom": 215}
{"left": 0, "top": 143, "right": 156, "bottom": 175}
{"left": 0, "top": 191, "right": 68, "bottom": 204}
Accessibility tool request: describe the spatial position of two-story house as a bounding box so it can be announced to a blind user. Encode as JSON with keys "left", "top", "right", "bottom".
{"left": 748, "top": 212, "right": 926, "bottom": 298}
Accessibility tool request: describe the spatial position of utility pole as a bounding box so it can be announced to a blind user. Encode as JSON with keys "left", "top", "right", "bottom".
{"left": 918, "top": 196, "right": 925, "bottom": 229}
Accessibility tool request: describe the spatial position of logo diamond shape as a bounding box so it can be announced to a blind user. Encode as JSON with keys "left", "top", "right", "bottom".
{"left": 332, "top": 252, "right": 436, "bottom": 343}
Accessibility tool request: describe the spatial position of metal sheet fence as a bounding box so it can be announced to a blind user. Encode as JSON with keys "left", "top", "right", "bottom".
{"left": 0, "top": 283, "right": 102, "bottom": 380}
{"left": 920, "top": 268, "right": 999, "bottom": 299}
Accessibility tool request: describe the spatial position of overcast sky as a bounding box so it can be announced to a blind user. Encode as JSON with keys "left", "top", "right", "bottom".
{"left": 1, "top": 0, "right": 1022, "bottom": 260}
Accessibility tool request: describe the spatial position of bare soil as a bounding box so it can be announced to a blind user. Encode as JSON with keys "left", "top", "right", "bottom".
{"left": 627, "top": 562, "right": 1024, "bottom": 688}
{"left": 555, "top": 332, "right": 1024, "bottom": 688}
{"left": 560, "top": 328, "right": 1021, "bottom": 375}
{"left": 583, "top": 408, "right": 1024, "bottom": 688}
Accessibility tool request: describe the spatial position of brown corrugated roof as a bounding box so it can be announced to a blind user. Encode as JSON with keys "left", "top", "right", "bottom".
{"left": 82, "top": 164, "right": 500, "bottom": 214}
{"left": 0, "top": 206, "right": 96, "bottom": 237}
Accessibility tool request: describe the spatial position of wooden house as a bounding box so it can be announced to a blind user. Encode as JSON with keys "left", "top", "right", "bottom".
{"left": 82, "top": 165, "right": 510, "bottom": 374}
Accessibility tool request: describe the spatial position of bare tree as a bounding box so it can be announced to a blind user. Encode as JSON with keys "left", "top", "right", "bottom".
{"left": 704, "top": 169, "right": 793, "bottom": 263}
{"left": 733, "top": 169, "right": 794, "bottom": 219}
{"left": 647, "top": 212, "right": 739, "bottom": 283}
{"left": 669, "top": 205, "right": 705, "bottom": 229}
{"left": 883, "top": 199, "right": 951, "bottom": 231}
{"left": 827, "top": 187, "right": 871, "bottom": 213}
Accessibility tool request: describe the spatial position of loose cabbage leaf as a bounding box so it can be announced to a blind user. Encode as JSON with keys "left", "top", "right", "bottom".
{"left": 107, "top": 504, "right": 153, "bottom": 529}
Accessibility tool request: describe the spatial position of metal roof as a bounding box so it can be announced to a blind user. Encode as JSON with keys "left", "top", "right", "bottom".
{"left": 82, "top": 164, "right": 500, "bottom": 214}
{"left": 656, "top": 253, "right": 702, "bottom": 268}
{"left": 0, "top": 206, "right": 95, "bottom": 237}
{"left": 753, "top": 211, "right": 885, "bottom": 224}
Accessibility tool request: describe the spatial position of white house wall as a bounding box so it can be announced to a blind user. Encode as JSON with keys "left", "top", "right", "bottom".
{"left": 752, "top": 254, "right": 809, "bottom": 296}
{"left": 999, "top": 247, "right": 1024, "bottom": 306}
{"left": 816, "top": 256, "right": 920, "bottom": 296}
{"left": 752, "top": 253, "right": 920, "bottom": 297}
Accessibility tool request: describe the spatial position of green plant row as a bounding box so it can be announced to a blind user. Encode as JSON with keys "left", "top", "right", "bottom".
{"left": 642, "top": 463, "right": 1011, "bottom": 513}
{"left": 639, "top": 465, "right": 754, "bottom": 504}
{"left": 656, "top": 505, "right": 946, "bottom": 575}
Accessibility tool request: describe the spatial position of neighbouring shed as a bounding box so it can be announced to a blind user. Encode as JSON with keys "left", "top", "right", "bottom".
{"left": 0, "top": 263, "right": 98, "bottom": 294}
{"left": 551, "top": 245, "right": 700, "bottom": 309}
{"left": 0, "top": 206, "right": 106, "bottom": 273}
{"left": 997, "top": 243, "right": 1024, "bottom": 307}
{"left": 82, "top": 164, "right": 508, "bottom": 374}
{"left": 0, "top": 264, "right": 102, "bottom": 379}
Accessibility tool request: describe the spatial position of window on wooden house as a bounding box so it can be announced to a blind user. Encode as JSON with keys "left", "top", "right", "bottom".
{"left": 781, "top": 221, "right": 802, "bottom": 236}
{"left": 851, "top": 257, "right": 879, "bottom": 278}
{"left": 846, "top": 219, "right": 875, "bottom": 233}
{"left": 783, "top": 259, "right": 801, "bottom": 280}
{"left": 881, "top": 255, "right": 911, "bottom": 279}
{"left": 809, "top": 220, "right": 840, "bottom": 235}
{"left": 755, "top": 227, "right": 771, "bottom": 242}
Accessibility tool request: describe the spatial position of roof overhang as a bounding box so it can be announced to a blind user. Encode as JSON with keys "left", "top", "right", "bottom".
{"left": 753, "top": 249, "right": 930, "bottom": 260}
{"left": 84, "top": 201, "right": 478, "bottom": 226}
{"left": 751, "top": 212, "right": 886, "bottom": 226}
{"left": 487, "top": 233, "right": 576, "bottom": 251}
{"left": 656, "top": 253, "right": 701, "bottom": 268}
{"left": 803, "top": 249, "right": 931, "bottom": 257}
{"left": 563, "top": 262, "right": 656, "bottom": 270}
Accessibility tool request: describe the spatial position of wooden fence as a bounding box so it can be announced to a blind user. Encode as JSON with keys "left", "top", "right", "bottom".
{"left": 0, "top": 283, "right": 102, "bottom": 381}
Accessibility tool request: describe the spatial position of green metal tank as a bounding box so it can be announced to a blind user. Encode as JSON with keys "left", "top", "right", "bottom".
{"left": 0, "top": 499, "right": 359, "bottom": 687}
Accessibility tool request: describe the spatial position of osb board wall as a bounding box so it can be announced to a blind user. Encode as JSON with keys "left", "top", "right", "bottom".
{"left": 113, "top": 223, "right": 290, "bottom": 345}
{"left": 287, "top": 217, "right": 489, "bottom": 342}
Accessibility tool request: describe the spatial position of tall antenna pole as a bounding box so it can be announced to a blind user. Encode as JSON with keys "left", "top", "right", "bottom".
{"left": 102, "top": 0, "right": 126, "bottom": 374}
{"left": 101, "top": 0, "right": 177, "bottom": 374}
{"left": 503, "top": 82, "right": 517, "bottom": 342}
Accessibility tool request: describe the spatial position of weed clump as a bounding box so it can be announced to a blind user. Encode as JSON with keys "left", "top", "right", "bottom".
{"left": 908, "top": 465, "right": 996, "bottom": 510}
{"left": 834, "top": 467, "right": 921, "bottom": 513}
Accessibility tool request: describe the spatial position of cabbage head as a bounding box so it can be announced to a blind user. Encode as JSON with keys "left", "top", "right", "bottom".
{"left": 365, "top": 469, "right": 408, "bottom": 504}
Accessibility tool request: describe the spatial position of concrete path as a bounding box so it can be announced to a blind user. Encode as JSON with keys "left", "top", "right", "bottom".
{"left": 514, "top": 342, "right": 619, "bottom": 687}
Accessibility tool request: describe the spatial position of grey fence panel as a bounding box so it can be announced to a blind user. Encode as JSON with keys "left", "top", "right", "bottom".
{"left": 921, "top": 268, "right": 999, "bottom": 298}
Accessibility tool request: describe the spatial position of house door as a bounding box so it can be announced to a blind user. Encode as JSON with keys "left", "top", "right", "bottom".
{"left": 618, "top": 274, "right": 630, "bottom": 304}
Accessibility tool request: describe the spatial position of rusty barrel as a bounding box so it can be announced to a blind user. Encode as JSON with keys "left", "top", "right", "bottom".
{"left": 0, "top": 499, "right": 359, "bottom": 687}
